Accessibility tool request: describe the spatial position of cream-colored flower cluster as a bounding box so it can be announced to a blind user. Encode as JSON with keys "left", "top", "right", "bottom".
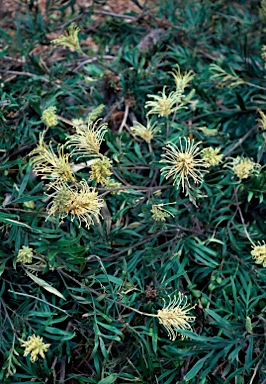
{"left": 154, "top": 292, "right": 196, "bottom": 341}
{"left": 17, "top": 246, "right": 33, "bottom": 264}
{"left": 42, "top": 107, "right": 58, "bottom": 127}
{"left": 28, "top": 107, "right": 113, "bottom": 228}
{"left": 201, "top": 147, "right": 223, "bottom": 167}
{"left": 160, "top": 137, "right": 208, "bottom": 193}
{"left": 145, "top": 66, "right": 194, "bottom": 118}
{"left": 227, "top": 156, "right": 260, "bottom": 180}
{"left": 52, "top": 23, "right": 82, "bottom": 53}
{"left": 21, "top": 334, "right": 50, "bottom": 362}
{"left": 251, "top": 242, "right": 266, "bottom": 267}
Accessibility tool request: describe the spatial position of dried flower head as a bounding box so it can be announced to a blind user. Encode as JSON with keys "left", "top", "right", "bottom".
{"left": 131, "top": 120, "right": 160, "bottom": 144}
{"left": 52, "top": 23, "right": 82, "bottom": 53}
{"left": 251, "top": 241, "right": 266, "bottom": 267}
{"left": 47, "top": 180, "right": 104, "bottom": 228}
{"left": 201, "top": 147, "right": 223, "bottom": 167}
{"left": 67, "top": 118, "right": 108, "bottom": 157}
{"left": 155, "top": 292, "right": 196, "bottom": 340}
{"left": 89, "top": 156, "right": 112, "bottom": 184}
{"left": 160, "top": 137, "right": 208, "bottom": 192}
{"left": 227, "top": 156, "right": 260, "bottom": 180}
{"left": 151, "top": 204, "right": 174, "bottom": 222}
{"left": 17, "top": 246, "right": 33, "bottom": 264}
{"left": 21, "top": 334, "right": 50, "bottom": 362}
{"left": 102, "top": 177, "right": 122, "bottom": 194}
{"left": 29, "top": 135, "right": 76, "bottom": 189}
{"left": 145, "top": 86, "right": 183, "bottom": 118}
{"left": 41, "top": 106, "right": 58, "bottom": 127}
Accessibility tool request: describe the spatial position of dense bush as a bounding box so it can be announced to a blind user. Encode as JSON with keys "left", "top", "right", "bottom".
{"left": 0, "top": 0, "right": 266, "bottom": 383}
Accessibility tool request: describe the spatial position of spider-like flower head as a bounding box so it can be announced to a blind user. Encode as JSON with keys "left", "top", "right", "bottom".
{"left": 160, "top": 137, "right": 208, "bottom": 192}
{"left": 47, "top": 180, "right": 104, "bottom": 228}
{"left": 52, "top": 23, "right": 82, "bottom": 53}
{"left": 67, "top": 118, "right": 108, "bottom": 158}
{"left": 201, "top": 147, "right": 223, "bottom": 167}
{"left": 251, "top": 241, "right": 266, "bottom": 267}
{"left": 145, "top": 86, "right": 183, "bottom": 118}
{"left": 227, "top": 156, "right": 260, "bottom": 180}
{"left": 17, "top": 246, "right": 33, "bottom": 264}
{"left": 21, "top": 334, "right": 50, "bottom": 362}
{"left": 42, "top": 106, "right": 58, "bottom": 127}
{"left": 29, "top": 134, "right": 76, "bottom": 189}
{"left": 89, "top": 156, "right": 112, "bottom": 184}
{"left": 155, "top": 292, "right": 196, "bottom": 340}
{"left": 131, "top": 120, "right": 160, "bottom": 144}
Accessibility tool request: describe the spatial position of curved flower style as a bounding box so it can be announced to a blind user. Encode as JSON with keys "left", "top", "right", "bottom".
{"left": 47, "top": 180, "right": 104, "bottom": 228}
{"left": 155, "top": 293, "right": 196, "bottom": 341}
{"left": 29, "top": 134, "right": 76, "bottom": 189}
{"left": 52, "top": 23, "right": 82, "bottom": 53}
{"left": 160, "top": 137, "right": 208, "bottom": 192}
{"left": 67, "top": 118, "right": 108, "bottom": 158}
{"left": 21, "top": 335, "right": 50, "bottom": 362}
{"left": 130, "top": 120, "right": 160, "bottom": 144}
{"left": 17, "top": 246, "right": 33, "bottom": 264}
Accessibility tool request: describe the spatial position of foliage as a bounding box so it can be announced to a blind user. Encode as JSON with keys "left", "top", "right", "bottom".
{"left": 0, "top": 0, "right": 266, "bottom": 383}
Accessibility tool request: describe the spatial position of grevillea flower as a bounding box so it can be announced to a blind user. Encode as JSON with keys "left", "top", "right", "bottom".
{"left": 160, "top": 137, "right": 208, "bottom": 192}
{"left": 251, "top": 242, "right": 266, "bottom": 267}
{"left": 131, "top": 120, "right": 160, "bottom": 144}
{"left": 46, "top": 180, "right": 104, "bottom": 228}
{"left": 201, "top": 147, "right": 223, "bottom": 167}
{"left": 21, "top": 335, "right": 50, "bottom": 362}
{"left": 89, "top": 156, "right": 112, "bottom": 184}
{"left": 17, "top": 246, "right": 33, "bottom": 264}
{"left": 67, "top": 118, "right": 108, "bottom": 158}
{"left": 227, "top": 156, "right": 260, "bottom": 180}
{"left": 154, "top": 292, "right": 196, "bottom": 341}
{"left": 29, "top": 134, "right": 76, "bottom": 189}
{"left": 145, "top": 86, "right": 184, "bottom": 118}
{"left": 41, "top": 106, "right": 58, "bottom": 127}
{"left": 52, "top": 23, "right": 82, "bottom": 53}
{"left": 151, "top": 204, "right": 174, "bottom": 222}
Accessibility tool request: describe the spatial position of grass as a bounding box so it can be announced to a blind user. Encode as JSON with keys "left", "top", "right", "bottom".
{"left": 0, "top": 0, "right": 266, "bottom": 383}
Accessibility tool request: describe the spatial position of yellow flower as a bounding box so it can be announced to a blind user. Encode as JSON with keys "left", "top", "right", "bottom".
{"left": 160, "top": 137, "right": 208, "bottom": 192}
{"left": 170, "top": 65, "right": 194, "bottom": 93}
{"left": 67, "top": 118, "right": 108, "bottom": 158}
{"left": 41, "top": 106, "right": 58, "bottom": 127}
{"left": 21, "top": 334, "right": 50, "bottom": 362}
{"left": 52, "top": 23, "right": 82, "bottom": 53}
{"left": 251, "top": 242, "right": 266, "bottom": 267}
{"left": 151, "top": 204, "right": 174, "bottom": 222}
{"left": 201, "top": 147, "right": 223, "bottom": 167}
{"left": 89, "top": 156, "right": 112, "bottom": 184}
{"left": 155, "top": 292, "right": 196, "bottom": 341}
{"left": 131, "top": 120, "right": 160, "bottom": 144}
{"left": 17, "top": 246, "right": 33, "bottom": 263}
{"left": 228, "top": 156, "right": 260, "bottom": 180}
{"left": 47, "top": 180, "right": 104, "bottom": 228}
{"left": 29, "top": 134, "right": 76, "bottom": 189}
{"left": 145, "top": 86, "right": 184, "bottom": 118}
